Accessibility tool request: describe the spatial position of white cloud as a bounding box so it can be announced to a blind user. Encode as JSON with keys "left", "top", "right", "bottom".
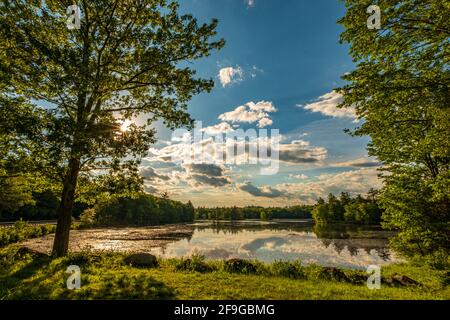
{"left": 238, "top": 182, "right": 284, "bottom": 198}
{"left": 202, "top": 122, "right": 235, "bottom": 135}
{"left": 289, "top": 174, "right": 308, "bottom": 180}
{"left": 250, "top": 65, "right": 263, "bottom": 78}
{"left": 246, "top": 0, "right": 255, "bottom": 7}
{"left": 277, "top": 168, "right": 382, "bottom": 204}
{"left": 257, "top": 117, "right": 273, "bottom": 128}
{"left": 218, "top": 101, "right": 277, "bottom": 128}
{"left": 300, "top": 91, "right": 357, "bottom": 121}
{"left": 218, "top": 66, "right": 243, "bottom": 87}
{"left": 329, "top": 157, "right": 381, "bottom": 168}
{"left": 278, "top": 140, "right": 327, "bottom": 164}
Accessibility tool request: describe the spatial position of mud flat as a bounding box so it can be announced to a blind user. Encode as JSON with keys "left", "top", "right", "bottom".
{"left": 21, "top": 224, "right": 195, "bottom": 254}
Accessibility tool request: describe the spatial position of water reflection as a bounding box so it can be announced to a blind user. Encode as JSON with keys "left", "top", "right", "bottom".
{"left": 150, "top": 220, "right": 400, "bottom": 269}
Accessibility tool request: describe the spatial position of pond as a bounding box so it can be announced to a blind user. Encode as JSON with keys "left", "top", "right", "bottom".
{"left": 23, "top": 220, "right": 401, "bottom": 270}
{"left": 148, "top": 220, "right": 400, "bottom": 269}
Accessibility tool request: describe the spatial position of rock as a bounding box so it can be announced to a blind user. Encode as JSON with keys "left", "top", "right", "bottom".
{"left": 124, "top": 253, "right": 158, "bottom": 268}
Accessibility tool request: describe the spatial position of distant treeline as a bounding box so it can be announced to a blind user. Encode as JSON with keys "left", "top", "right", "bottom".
{"left": 0, "top": 186, "right": 195, "bottom": 227}
{"left": 195, "top": 206, "right": 313, "bottom": 221}
{"left": 312, "top": 191, "right": 383, "bottom": 225}
{"left": 80, "top": 194, "right": 195, "bottom": 227}
{"left": 0, "top": 189, "right": 87, "bottom": 221}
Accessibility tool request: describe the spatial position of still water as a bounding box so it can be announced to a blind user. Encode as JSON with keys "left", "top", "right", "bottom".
{"left": 149, "top": 220, "right": 400, "bottom": 270}
{"left": 24, "top": 219, "right": 400, "bottom": 269}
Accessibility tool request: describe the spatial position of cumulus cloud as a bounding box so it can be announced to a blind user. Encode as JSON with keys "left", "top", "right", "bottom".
{"left": 279, "top": 140, "right": 327, "bottom": 164}
{"left": 143, "top": 185, "right": 159, "bottom": 194}
{"left": 300, "top": 91, "right": 357, "bottom": 121}
{"left": 238, "top": 182, "right": 284, "bottom": 198}
{"left": 184, "top": 163, "right": 225, "bottom": 177}
{"left": 145, "top": 130, "right": 326, "bottom": 169}
{"left": 277, "top": 168, "right": 382, "bottom": 204}
{"left": 183, "top": 163, "right": 231, "bottom": 187}
{"left": 191, "top": 174, "right": 230, "bottom": 187}
{"left": 140, "top": 166, "right": 170, "bottom": 181}
{"left": 289, "top": 174, "right": 308, "bottom": 180}
{"left": 246, "top": 0, "right": 255, "bottom": 7}
{"left": 218, "top": 101, "right": 277, "bottom": 128}
{"left": 202, "top": 122, "right": 235, "bottom": 135}
{"left": 218, "top": 66, "right": 243, "bottom": 87}
{"left": 330, "top": 157, "right": 381, "bottom": 168}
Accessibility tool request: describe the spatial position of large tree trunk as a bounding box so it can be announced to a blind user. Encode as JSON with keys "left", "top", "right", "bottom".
{"left": 52, "top": 158, "right": 81, "bottom": 257}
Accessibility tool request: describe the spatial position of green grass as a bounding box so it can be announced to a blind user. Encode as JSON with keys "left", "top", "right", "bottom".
{"left": 0, "top": 221, "right": 82, "bottom": 248}
{"left": 0, "top": 221, "right": 57, "bottom": 247}
{"left": 0, "top": 245, "right": 449, "bottom": 300}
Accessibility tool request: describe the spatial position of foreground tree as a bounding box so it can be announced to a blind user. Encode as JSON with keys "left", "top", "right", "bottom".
{"left": 338, "top": 0, "right": 449, "bottom": 265}
{"left": 0, "top": 0, "right": 224, "bottom": 256}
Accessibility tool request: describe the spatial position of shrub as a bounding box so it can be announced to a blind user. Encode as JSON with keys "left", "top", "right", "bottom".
{"left": 80, "top": 208, "right": 97, "bottom": 227}
{"left": 223, "top": 259, "right": 259, "bottom": 274}
{"left": 174, "top": 254, "right": 212, "bottom": 273}
{"left": 271, "top": 260, "right": 306, "bottom": 279}
{"left": 315, "top": 267, "right": 350, "bottom": 282}
{"left": 0, "top": 221, "right": 57, "bottom": 247}
{"left": 343, "top": 269, "right": 368, "bottom": 285}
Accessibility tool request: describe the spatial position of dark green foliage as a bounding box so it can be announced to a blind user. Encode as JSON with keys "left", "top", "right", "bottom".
{"left": 81, "top": 193, "right": 195, "bottom": 227}
{"left": 174, "top": 255, "right": 212, "bottom": 273}
{"left": 0, "top": 188, "right": 89, "bottom": 221}
{"left": 67, "top": 251, "right": 102, "bottom": 266}
{"left": 312, "top": 192, "right": 383, "bottom": 225}
{"left": 0, "top": 221, "right": 56, "bottom": 247}
{"left": 338, "top": 0, "right": 450, "bottom": 264}
{"left": 316, "top": 267, "right": 350, "bottom": 282}
{"left": 343, "top": 270, "right": 368, "bottom": 285}
{"left": 224, "top": 259, "right": 259, "bottom": 274}
{"left": 271, "top": 260, "right": 306, "bottom": 279}
{"left": 441, "top": 272, "right": 450, "bottom": 287}
{"left": 196, "top": 205, "right": 312, "bottom": 221}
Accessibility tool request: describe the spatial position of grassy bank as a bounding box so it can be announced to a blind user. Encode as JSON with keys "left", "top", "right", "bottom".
{"left": 1, "top": 245, "right": 449, "bottom": 300}
{"left": 0, "top": 221, "right": 57, "bottom": 247}
{"left": 0, "top": 221, "right": 83, "bottom": 247}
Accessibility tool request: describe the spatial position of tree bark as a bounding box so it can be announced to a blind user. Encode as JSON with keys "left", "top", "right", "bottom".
{"left": 52, "top": 157, "right": 81, "bottom": 257}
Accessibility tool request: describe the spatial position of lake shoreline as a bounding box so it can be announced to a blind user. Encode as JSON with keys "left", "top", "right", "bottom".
{"left": 15, "top": 220, "right": 400, "bottom": 270}
{"left": 1, "top": 245, "right": 448, "bottom": 300}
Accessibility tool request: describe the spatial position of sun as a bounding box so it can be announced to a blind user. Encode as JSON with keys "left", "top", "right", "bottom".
{"left": 120, "top": 120, "right": 132, "bottom": 132}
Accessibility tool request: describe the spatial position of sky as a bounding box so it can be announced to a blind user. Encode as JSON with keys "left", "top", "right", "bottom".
{"left": 139, "top": 0, "right": 382, "bottom": 207}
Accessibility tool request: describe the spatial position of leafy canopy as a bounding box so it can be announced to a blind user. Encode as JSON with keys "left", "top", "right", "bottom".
{"left": 0, "top": 0, "right": 224, "bottom": 174}
{"left": 338, "top": 0, "right": 450, "bottom": 263}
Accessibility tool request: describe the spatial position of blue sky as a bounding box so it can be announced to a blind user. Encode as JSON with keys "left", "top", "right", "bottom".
{"left": 143, "top": 0, "right": 382, "bottom": 207}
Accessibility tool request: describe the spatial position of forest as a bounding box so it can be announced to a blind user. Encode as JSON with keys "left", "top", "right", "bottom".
{"left": 311, "top": 191, "right": 383, "bottom": 225}
{"left": 195, "top": 205, "right": 312, "bottom": 220}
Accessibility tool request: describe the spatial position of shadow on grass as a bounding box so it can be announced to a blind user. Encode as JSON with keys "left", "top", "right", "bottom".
{"left": 1, "top": 250, "right": 176, "bottom": 300}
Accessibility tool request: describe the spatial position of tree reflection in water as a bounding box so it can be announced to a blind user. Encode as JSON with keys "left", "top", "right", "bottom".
{"left": 192, "top": 220, "right": 396, "bottom": 260}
